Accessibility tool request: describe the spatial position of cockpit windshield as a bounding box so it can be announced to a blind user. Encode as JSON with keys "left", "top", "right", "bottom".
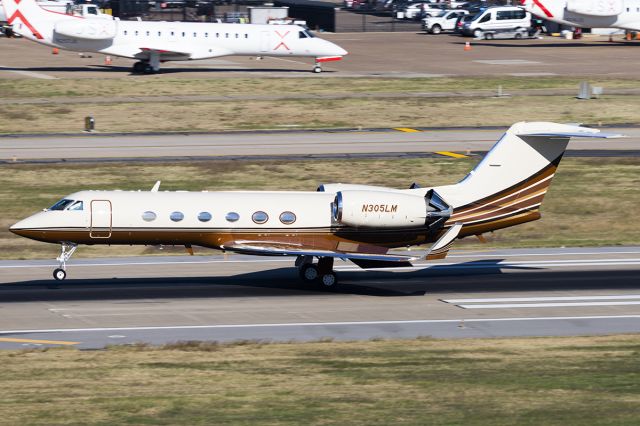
{"left": 298, "top": 30, "right": 315, "bottom": 39}
{"left": 48, "top": 199, "right": 83, "bottom": 211}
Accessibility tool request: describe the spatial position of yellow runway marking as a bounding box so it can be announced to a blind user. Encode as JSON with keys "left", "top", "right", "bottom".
{"left": 435, "top": 151, "right": 469, "bottom": 159}
{"left": 393, "top": 127, "right": 421, "bottom": 133}
{"left": 0, "top": 337, "right": 79, "bottom": 346}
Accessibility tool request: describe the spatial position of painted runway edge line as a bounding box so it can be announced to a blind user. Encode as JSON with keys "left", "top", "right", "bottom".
{"left": 444, "top": 295, "right": 640, "bottom": 303}
{"left": 2, "top": 315, "right": 640, "bottom": 335}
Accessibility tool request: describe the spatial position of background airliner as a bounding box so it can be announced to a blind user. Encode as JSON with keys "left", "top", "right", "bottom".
{"left": 10, "top": 122, "right": 619, "bottom": 288}
{"left": 522, "top": 0, "right": 640, "bottom": 31}
{"left": 1, "top": 0, "right": 347, "bottom": 73}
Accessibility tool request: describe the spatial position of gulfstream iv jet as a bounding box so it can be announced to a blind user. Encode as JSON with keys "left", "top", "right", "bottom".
{"left": 1, "top": 0, "right": 347, "bottom": 73}
{"left": 522, "top": 0, "right": 640, "bottom": 31}
{"left": 11, "top": 122, "right": 619, "bottom": 287}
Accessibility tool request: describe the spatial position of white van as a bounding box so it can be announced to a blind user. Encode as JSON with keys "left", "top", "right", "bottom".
{"left": 462, "top": 6, "right": 531, "bottom": 38}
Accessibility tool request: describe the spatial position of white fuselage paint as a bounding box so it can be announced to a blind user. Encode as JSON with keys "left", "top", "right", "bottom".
{"left": 523, "top": 0, "right": 640, "bottom": 31}
{"left": 1, "top": 0, "right": 347, "bottom": 68}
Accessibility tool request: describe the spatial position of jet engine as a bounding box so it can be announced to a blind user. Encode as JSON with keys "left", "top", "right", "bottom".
{"left": 54, "top": 20, "right": 117, "bottom": 40}
{"left": 332, "top": 189, "right": 451, "bottom": 228}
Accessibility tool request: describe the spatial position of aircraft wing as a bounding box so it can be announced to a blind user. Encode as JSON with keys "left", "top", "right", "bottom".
{"left": 221, "top": 241, "right": 419, "bottom": 263}
{"left": 137, "top": 47, "right": 192, "bottom": 59}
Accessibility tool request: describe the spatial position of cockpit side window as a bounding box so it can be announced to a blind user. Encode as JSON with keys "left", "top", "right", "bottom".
{"left": 68, "top": 201, "right": 84, "bottom": 211}
{"left": 49, "top": 199, "right": 75, "bottom": 211}
{"left": 305, "top": 30, "right": 315, "bottom": 38}
{"left": 299, "top": 31, "right": 308, "bottom": 38}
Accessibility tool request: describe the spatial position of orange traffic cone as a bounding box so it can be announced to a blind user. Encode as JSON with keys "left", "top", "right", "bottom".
{"left": 464, "top": 42, "right": 471, "bottom": 51}
{"left": 104, "top": 55, "right": 112, "bottom": 65}
{"left": 52, "top": 48, "right": 59, "bottom": 54}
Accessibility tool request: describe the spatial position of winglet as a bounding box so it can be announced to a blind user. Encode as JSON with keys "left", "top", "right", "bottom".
{"left": 425, "top": 223, "right": 463, "bottom": 260}
{"left": 151, "top": 181, "right": 161, "bottom": 192}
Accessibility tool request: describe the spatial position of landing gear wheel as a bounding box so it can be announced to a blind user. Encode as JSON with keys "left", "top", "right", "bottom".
{"left": 132, "top": 61, "right": 146, "bottom": 74}
{"left": 313, "top": 65, "right": 322, "bottom": 73}
{"left": 143, "top": 64, "right": 154, "bottom": 74}
{"left": 320, "top": 272, "right": 338, "bottom": 288}
{"left": 53, "top": 268, "right": 66, "bottom": 281}
{"left": 299, "top": 263, "right": 319, "bottom": 282}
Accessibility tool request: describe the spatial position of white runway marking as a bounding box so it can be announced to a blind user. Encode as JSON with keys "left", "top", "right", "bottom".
{"left": 444, "top": 295, "right": 640, "bottom": 303}
{"left": 2, "top": 315, "right": 640, "bottom": 335}
{"left": 0, "top": 66, "right": 57, "bottom": 79}
{"left": 474, "top": 59, "right": 541, "bottom": 65}
{"left": 510, "top": 72, "right": 556, "bottom": 76}
{"left": 458, "top": 301, "right": 640, "bottom": 309}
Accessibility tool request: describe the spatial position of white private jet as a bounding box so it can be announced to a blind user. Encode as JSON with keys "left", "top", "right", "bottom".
{"left": 522, "top": 0, "right": 640, "bottom": 31}
{"left": 1, "top": 0, "right": 347, "bottom": 73}
{"left": 10, "top": 122, "right": 620, "bottom": 288}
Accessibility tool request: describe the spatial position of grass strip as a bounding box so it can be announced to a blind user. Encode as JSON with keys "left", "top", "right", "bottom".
{"left": 1, "top": 335, "right": 640, "bottom": 425}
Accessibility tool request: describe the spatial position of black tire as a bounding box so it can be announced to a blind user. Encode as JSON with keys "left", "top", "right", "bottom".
{"left": 514, "top": 32, "right": 523, "bottom": 39}
{"left": 485, "top": 32, "right": 493, "bottom": 40}
{"left": 132, "top": 61, "right": 145, "bottom": 74}
{"left": 473, "top": 28, "right": 483, "bottom": 38}
{"left": 299, "top": 263, "right": 319, "bottom": 282}
{"left": 319, "top": 272, "right": 338, "bottom": 288}
{"left": 53, "top": 268, "right": 66, "bottom": 281}
{"left": 431, "top": 25, "right": 441, "bottom": 35}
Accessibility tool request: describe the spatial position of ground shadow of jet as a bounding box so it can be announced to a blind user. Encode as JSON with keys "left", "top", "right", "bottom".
{"left": 0, "top": 65, "right": 328, "bottom": 75}
{"left": 1, "top": 259, "right": 638, "bottom": 302}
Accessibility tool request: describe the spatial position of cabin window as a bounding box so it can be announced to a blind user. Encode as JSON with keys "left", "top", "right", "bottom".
{"left": 124, "top": 30, "right": 128, "bottom": 36}
{"left": 205, "top": 32, "right": 209, "bottom": 37}
{"left": 170, "top": 211, "right": 184, "bottom": 222}
{"left": 158, "top": 31, "right": 162, "bottom": 36}
{"left": 171, "top": 31, "right": 174, "bottom": 36}
{"left": 225, "top": 33, "right": 229, "bottom": 38}
{"left": 225, "top": 212, "right": 240, "bottom": 222}
{"left": 235, "top": 33, "right": 239, "bottom": 38}
{"left": 216, "top": 32, "right": 219, "bottom": 38}
{"left": 142, "top": 211, "right": 157, "bottom": 222}
{"left": 146, "top": 31, "right": 150, "bottom": 36}
{"left": 182, "top": 32, "right": 185, "bottom": 37}
{"left": 198, "top": 212, "right": 212, "bottom": 222}
{"left": 68, "top": 201, "right": 83, "bottom": 211}
{"left": 193, "top": 32, "right": 197, "bottom": 37}
{"left": 279, "top": 211, "right": 296, "bottom": 225}
{"left": 252, "top": 211, "right": 269, "bottom": 224}
{"left": 49, "top": 199, "right": 75, "bottom": 211}
{"left": 135, "top": 30, "right": 139, "bottom": 36}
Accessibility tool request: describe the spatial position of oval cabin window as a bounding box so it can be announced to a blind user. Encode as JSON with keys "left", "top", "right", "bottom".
{"left": 198, "top": 212, "right": 212, "bottom": 222}
{"left": 226, "top": 212, "right": 240, "bottom": 222}
{"left": 142, "top": 211, "right": 156, "bottom": 222}
{"left": 170, "top": 211, "right": 184, "bottom": 222}
{"left": 279, "top": 211, "right": 296, "bottom": 225}
{"left": 252, "top": 211, "right": 269, "bottom": 224}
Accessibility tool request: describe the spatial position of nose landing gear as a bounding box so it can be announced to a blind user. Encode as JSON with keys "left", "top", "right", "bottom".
{"left": 296, "top": 256, "right": 338, "bottom": 288}
{"left": 312, "top": 64, "right": 322, "bottom": 73}
{"left": 53, "top": 243, "right": 77, "bottom": 281}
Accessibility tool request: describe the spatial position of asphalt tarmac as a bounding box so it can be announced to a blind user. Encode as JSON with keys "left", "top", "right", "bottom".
{"left": 1, "top": 247, "right": 639, "bottom": 349}
{"left": 2, "top": 32, "right": 640, "bottom": 77}
{"left": 2, "top": 127, "right": 638, "bottom": 163}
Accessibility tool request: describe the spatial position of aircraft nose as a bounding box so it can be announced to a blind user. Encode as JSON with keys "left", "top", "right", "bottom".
{"left": 10, "top": 216, "right": 37, "bottom": 236}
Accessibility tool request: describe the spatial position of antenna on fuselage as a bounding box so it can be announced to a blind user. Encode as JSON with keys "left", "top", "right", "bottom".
{"left": 151, "top": 181, "right": 161, "bottom": 192}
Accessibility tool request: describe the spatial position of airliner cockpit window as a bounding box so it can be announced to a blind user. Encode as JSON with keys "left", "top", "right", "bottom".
{"left": 299, "top": 31, "right": 308, "bottom": 38}
{"left": 68, "top": 201, "right": 84, "bottom": 211}
{"left": 49, "top": 199, "right": 74, "bottom": 211}
{"left": 305, "top": 30, "right": 315, "bottom": 38}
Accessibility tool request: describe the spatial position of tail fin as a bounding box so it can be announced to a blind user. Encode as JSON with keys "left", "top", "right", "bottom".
{"left": 438, "top": 122, "right": 621, "bottom": 234}
{"left": 2, "top": 0, "right": 71, "bottom": 41}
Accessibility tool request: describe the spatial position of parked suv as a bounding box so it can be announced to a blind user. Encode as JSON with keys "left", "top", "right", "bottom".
{"left": 422, "top": 9, "right": 468, "bottom": 34}
{"left": 462, "top": 6, "right": 531, "bottom": 38}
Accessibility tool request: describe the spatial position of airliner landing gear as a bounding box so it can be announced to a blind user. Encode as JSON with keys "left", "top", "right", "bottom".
{"left": 132, "top": 60, "right": 159, "bottom": 74}
{"left": 53, "top": 243, "right": 77, "bottom": 281}
{"left": 296, "top": 256, "right": 338, "bottom": 288}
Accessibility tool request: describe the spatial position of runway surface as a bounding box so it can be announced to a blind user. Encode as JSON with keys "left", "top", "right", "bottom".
{"left": 2, "top": 127, "right": 639, "bottom": 163}
{"left": 1, "top": 246, "right": 639, "bottom": 349}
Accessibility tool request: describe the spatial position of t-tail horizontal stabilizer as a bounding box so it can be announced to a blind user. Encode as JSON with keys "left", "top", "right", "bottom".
{"left": 425, "top": 222, "right": 463, "bottom": 260}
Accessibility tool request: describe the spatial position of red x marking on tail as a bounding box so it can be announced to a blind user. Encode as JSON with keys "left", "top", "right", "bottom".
{"left": 532, "top": 0, "right": 554, "bottom": 17}
{"left": 274, "top": 30, "right": 290, "bottom": 51}
{"left": 7, "top": 10, "right": 44, "bottom": 39}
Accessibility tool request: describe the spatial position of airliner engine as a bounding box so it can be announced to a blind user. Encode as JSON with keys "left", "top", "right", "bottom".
{"left": 332, "top": 190, "right": 451, "bottom": 228}
{"left": 54, "top": 19, "right": 117, "bottom": 40}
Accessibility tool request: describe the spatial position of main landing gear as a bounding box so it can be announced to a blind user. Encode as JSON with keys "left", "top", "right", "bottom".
{"left": 132, "top": 61, "right": 157, "bottom": 74}
{"left": 296, "top": 256, "right": 338, "bottom": 289}
{"left": 53, "top": 243, "right": 77, "bottom": 281}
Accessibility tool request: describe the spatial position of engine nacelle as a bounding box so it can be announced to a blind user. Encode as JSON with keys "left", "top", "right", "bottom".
{"left": 333, "top": 190, "right": 430, "bottom": 228}
{"left": 54, "top": 19, "right": 117, "bottom": 40}
{"left": 566, "top": 0, "right": 623, "bottom": 16}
